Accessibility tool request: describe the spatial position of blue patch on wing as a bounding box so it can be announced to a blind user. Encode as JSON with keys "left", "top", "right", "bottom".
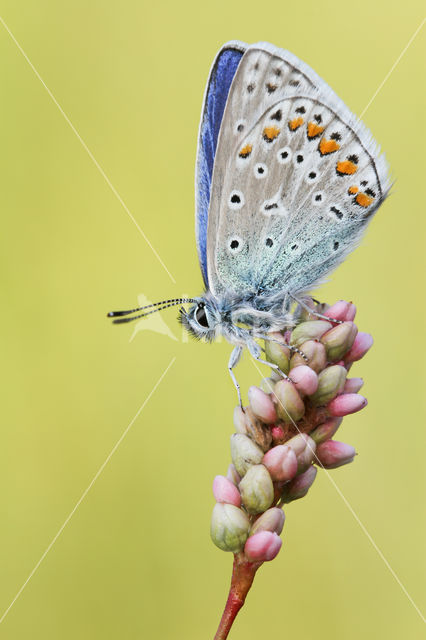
{"left": 196, "top": 45, "right": 244, "bottom": 286}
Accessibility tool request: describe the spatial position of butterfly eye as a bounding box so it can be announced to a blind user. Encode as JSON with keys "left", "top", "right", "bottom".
{"left": 195, "top": 304, "right": 209, "bottom": 328}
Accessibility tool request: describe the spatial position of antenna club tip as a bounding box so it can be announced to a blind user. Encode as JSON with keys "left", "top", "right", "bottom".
{"left": 107, "top": 312, "right": 115, "bottom": 317}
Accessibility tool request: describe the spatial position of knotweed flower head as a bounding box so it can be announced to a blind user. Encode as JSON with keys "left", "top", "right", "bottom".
{"left": 210, "top": 300, "right": 373, "bottom": 639}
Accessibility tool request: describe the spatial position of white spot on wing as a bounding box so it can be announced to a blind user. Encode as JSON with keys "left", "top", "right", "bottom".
{"left": 228, "top": 190, "right": 245, "bottom": 210}
{"left": 312, "top": 191, "right": 325, "bottom": 206}
{"left": 228, "top": 236, "right": 244, "bottom": 254}
{"left": 261, "top": 191, "right": 288, "bottom": 217}
{"left": 254, "top": 163, "right": 268, "bottom": 179}
{"left": 277, "top": 147, "right": 292, "bottom": 164}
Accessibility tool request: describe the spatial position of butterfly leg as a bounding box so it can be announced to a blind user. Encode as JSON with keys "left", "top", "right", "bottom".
{"left": 247, "top": 339, "right": 290, "bottom": 381}
{"left": 253, "top": 333, "right": 309, "bottom": 363}
{"left": 290, "top": 293, "right": 343, "bottom": 324}
{"left": 228, "top": 346, "right": 244, "bottom": 408}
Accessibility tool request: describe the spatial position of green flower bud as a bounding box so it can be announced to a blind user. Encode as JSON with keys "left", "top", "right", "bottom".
{"left": 290, "top": 339, "right": 327, "bottom": 373}
{"left": 273, "top": 379, "right": 305, "bottom": 423}
{"left": 321, "top": 322, "right": 358, "bottom": 362}
{"left": 259, "top": 377, "right": 276, "bottom": 394}
{"left": 230, "top": 434, "right": 264, "bottom": 477}
{"left": 264, "top": 333, "right": 290, "bottom": 374}
{"left": 210, "top": 503, "right": 250, "bottom": 552}
{"left": 233, "top": 406, "right": 248, "bottom": 434}
{"left": 310, "top": 365, "right": 347, "bottom": 406}
{"left": 290, "top": 320, "right": 333, "bottom": 347}
{"left": 239, "top": 465, "right": 274, "bottom": 514}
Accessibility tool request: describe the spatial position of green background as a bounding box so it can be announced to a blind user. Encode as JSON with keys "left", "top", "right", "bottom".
{"left": 0, "top": 1, "right": 425, "bottom": 638}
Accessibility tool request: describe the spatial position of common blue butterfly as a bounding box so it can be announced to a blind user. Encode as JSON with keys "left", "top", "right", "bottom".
{"left": 109, "top": 41, "right": 390, "bottom": 403}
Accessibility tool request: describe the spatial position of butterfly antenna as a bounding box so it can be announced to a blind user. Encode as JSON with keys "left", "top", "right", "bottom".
{"left": 108, "top": 298, "right": 195, "bottom": 324}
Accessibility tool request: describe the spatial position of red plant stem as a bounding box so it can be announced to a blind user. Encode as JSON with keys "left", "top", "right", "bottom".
{"left": 214, "top": 552, "right": 263, "bottom": 640}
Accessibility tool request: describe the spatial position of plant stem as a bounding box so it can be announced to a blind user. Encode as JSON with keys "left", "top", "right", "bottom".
{"left": 214, "top": 552, "right": 262, "bottom": 640}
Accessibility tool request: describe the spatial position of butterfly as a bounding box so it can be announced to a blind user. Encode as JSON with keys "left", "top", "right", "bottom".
{"left": 108, "top": 41, "right": 390, "bottom": 404}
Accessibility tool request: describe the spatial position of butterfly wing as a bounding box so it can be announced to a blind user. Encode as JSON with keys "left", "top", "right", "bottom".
{"left": 206, "top": 42, "right": 390, "bottom": 298}
{"left": 195, "top": 41, "right": 247, "bottom": 287}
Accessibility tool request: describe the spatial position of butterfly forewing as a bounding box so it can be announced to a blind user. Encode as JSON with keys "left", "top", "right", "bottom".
{"left": 206, "top": 43, "right": 390, "bottom": 298}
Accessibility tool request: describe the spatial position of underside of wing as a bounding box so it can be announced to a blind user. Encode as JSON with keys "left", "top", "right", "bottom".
{"left": 206, "top": 43, "right": 390, "bottom": 298}
{"left": 195, "top": 41, "right": 247, "bottom": 286}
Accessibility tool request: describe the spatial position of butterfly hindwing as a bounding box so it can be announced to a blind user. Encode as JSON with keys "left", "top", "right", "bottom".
{"left": 195, "top": 41, "right": 246, "bottom": 286}
{"left": 206, "top": 43, "right": 390, "bottom": 297}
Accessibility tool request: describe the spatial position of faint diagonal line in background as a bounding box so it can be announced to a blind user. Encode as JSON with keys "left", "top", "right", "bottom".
{"left": 0, "top": 357, "right": 176, "bottom": 625}
{"left": 359, "top": 16, "right": 425, "bottom": 119}
{"left": 251, "top": 360, "right": 425, "bottom": 624}
{"left": 0, "top": 15, "right": 176, "bottom": 284}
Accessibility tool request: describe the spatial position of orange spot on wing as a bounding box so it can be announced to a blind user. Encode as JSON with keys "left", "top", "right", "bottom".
{"left": 318, "top": 138, "right": 340, "bottom": 155}
{"left": 336, "top": 160, "right": 358, "bottom": 175}
{"left": 348, "top": 185, "right": 359, "bottom": 195}
{"left": 355, "top": 192, "right": 374, "bottom": 208}
{"left": 239, "top": 144, "right": 252, "bottom": 158}
{"left": 307, "top": 122, "right": 324, "bottom": 139}
{"left": 263, "top": 126, "right": 281, "bottom": 141}
{"left": 288, "top": 117, "right": 304, "bottom": 131}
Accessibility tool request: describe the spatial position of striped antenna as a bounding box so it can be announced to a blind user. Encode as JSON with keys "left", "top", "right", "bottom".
{"left": 107, "top": 298, "right": 195, "bottom": 324}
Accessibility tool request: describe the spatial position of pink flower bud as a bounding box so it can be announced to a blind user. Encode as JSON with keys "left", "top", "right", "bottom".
{"left": 248, "top": 386, "right": 278, "bottom": 423}
{"left": 343, "top": 377, "right": 364, "bottom": 393}
{"left": 281, "top": 466, "right": 318, "bottom": 503}
{"left": 323, "top": 300, "right": 356, "bottom": 322}
{"left": 316, "top": 440, "right": 356, "bottom": 469}
{"left": 289, "top": 365, "right": 318, "bottom": 396}
{"left": 226, "top": 464, "right": 241, "bottom": 486}
{"left": 310, "top": 417, "right": 343, "bottom": 444}
{"left": 271, "top": 425, "right": 285, "bottom": 443}
{"left": 344, "top": 332, "right": 373, "bottom": 362}
{"left": 244, "top": 531, "right": 282, "bottom": 562}
{"left": 249, "top": 507, "right": 285, "bottom": 536}
{"left": 262, "top": 445, "right": 298, "bottom": 482}
{"left": 213, "top": 475, "right": 241, "bottom": 507}
{"left": 328, "top": 393, "right": 367, "bottom": 416}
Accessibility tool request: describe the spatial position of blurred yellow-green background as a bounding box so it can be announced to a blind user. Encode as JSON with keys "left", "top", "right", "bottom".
{"left": 0, "top": 1, "right": 425, "bottom": 638}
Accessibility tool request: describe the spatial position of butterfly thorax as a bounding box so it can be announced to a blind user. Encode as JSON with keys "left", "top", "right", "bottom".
{"left": 179, "top": 289, "right": 295, "bottom": 346}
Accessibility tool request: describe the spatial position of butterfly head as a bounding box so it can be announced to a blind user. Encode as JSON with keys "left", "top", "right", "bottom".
{"left": 178, "top": 295, "right": 221, "bottom": 342}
